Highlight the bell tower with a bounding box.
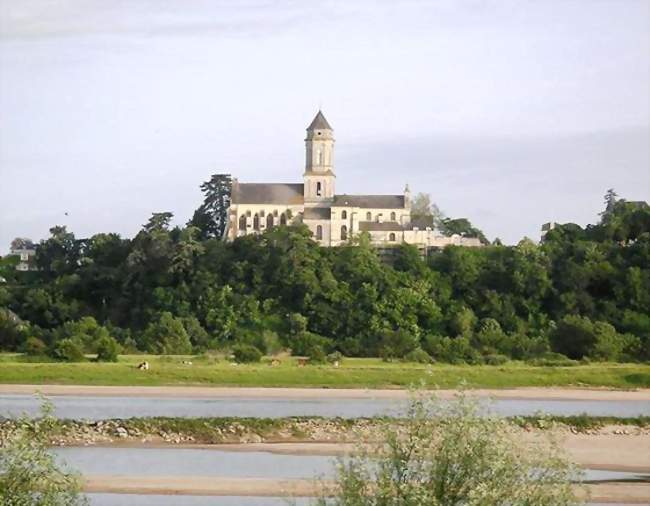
[304,110,335,204]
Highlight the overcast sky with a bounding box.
[1,0,648,250]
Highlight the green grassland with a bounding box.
[0,354,648,389]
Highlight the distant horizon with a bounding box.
[1,0,648,252]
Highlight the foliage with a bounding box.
[1,190,649,364]
[313,393,581,505]
[231,343,262,363]
[95,334,121,362]
[0,398,88,505]
[24,336,47,356]
[52,339,85,362]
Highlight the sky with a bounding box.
[0,0,648,251]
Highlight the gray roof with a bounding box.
[333,194,405,209]
[359,221,404,232]
[307,110,333,131]
[232,183,304,205]
[303,207,332,220]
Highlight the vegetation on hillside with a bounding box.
[0,188,648,365]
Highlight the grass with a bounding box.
[0,353,649,388]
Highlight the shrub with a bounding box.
[483,353,509,366]
[95,334,121,362]
[24,336,47,356]
[232,344,262,363]
[327,351,344,364]
[551,315,628,361]
[423,334,480,364]
[404,347,433,364]
[141,312,192,355]
[307,345,327,364]
[377,329,419,360]
[314,392,581,505]
[528,352,578,367]
[52,338,85,362]
[291,331,332,357]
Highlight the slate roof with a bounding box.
[303,207,332,220]
[307,110,333,131]
[333,194,405,209]
[358,221,405,232]
[232,183,304,205]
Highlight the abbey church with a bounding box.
[225,111,481,250]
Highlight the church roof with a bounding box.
[307,110,333,131]
[332,194,405,209]
[232,183,304,205]
[303,207,332,220]
[359,221,405,232]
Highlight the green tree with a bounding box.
[95,334,121,362]
[141,312,192,354]
[314,393,580,505]
[0,399,88,505]
[188,174,232,239]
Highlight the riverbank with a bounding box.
[80,476,650,503]
[0,355,648,389]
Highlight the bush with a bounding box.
[307,345,327,364]
[377,329,419,360]
[528,352,578,367]
[232,344,262,363]
[315,392,580,505]
[327,351,344,364]
[404,347,433,364]
[423,334,480,364]
[23,336,47,356]
[95,334,121,362]
[483,353,509,366]
[551,315,628,361]
[141,312,192,355]
[52,338,85,362]
[291,331,332,357]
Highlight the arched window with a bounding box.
[317,149,323,165]
[273,209,278,217]
[341,210,347,219]
[366,212,371,221]
[253,214,260,230]
[266,214,274,229]
[280,213,287,226]
[260,210,265,217]
[390,212,396,221]
[316,181,322,196]
[341,225,347,240]
[316,225,323,240]
[389,233,396,241]
[238,215,247,231]
[246,210,251,217]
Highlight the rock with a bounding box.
[115,427,128,438]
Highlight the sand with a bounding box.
[2,383,650,400]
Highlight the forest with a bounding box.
[1,186,649,365]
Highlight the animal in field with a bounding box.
[137,361,149,371]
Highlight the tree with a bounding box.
[95,334,121,362]
[599,188,618,224]
[141,312,192,354]
[188,174,232,239]
[411,192,446,228]
[314,393,580,505]
[0,399,88,505]
[143,212,174,233]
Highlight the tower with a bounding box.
[304,110,335,204]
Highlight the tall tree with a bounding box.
[189,174,232,239]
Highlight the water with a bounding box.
[55,446,650,483]
[2,394,649,420]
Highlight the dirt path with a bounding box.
[3,383,650,400]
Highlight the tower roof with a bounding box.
[307,110,333,131]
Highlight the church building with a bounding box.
[225,111,481,250]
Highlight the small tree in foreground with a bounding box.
[0,399,88,506]
[313,392,583,505]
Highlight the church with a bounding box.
[225,111,481,250]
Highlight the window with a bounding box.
[316,181,322,196]
[246,210,251,217]
[389,233,396,241]
[390,212,396,221]
[366,212,371,221]
[260,210,265,217]
[266,214,274,229]
[253,214,260,230]
[317,150,323,165]
[341,210,347,219]
[316,225,323,240]
[280,213,287,226]
[274,209,278,217]
[238,215,247,231]
[341,225,347,240]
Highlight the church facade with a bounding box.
[225,111,481,250]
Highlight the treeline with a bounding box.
[0,191,649,364]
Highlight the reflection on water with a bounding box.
[2,394,649,420]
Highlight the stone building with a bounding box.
[225,111,482,250]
